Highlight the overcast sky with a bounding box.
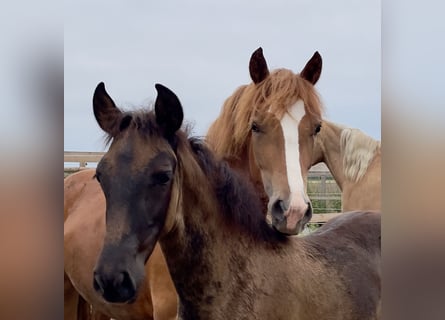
[64,0,380,152]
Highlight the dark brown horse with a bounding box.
[64,169,177,320]
[93,82,381,319]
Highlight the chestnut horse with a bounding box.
[207,48,323,234]
[207,48,381,236]
[92,82,381,319]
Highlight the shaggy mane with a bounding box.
[340,128,381,182]
[207,68,324,159]
[102,108,159,146]
[102,107,196,147]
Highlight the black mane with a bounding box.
[188,138,288,244]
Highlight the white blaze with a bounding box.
[279,100,308,208]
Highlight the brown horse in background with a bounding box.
[311,120,381,211]
[92,82,381,319]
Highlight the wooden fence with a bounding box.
[64,152,342,223]
[64,151,104,173]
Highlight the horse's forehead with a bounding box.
[284,100,306,121]
[106,132,172,169]
[263,99,306,122]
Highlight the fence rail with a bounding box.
[64,151,342,223]
[64,151,105,167]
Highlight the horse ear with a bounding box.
[249,47,270,84]
[93,82,123,135]
[300,51,322,85]
[154,84,184,136]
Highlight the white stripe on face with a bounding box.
[279,100,308,206]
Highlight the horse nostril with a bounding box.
[274,199,287,212]
[271,199,287,222]
[279,200,287,213]
[304,202,313,218]
[93,272,104,294]
[120,271,134,291]
[93,270,136,302]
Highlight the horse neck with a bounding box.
[159,147,291,318]
[159,151,239,316]
[315,120,347,190]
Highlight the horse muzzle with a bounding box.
[93,244,147,304]
[270,199,312,235]
[93,268,137,303]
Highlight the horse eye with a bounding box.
[314,123,321,135]
[251,122,260,133]
[152,171,172,185]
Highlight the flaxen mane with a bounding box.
[340,128,381,182]
[207,69,324,159]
